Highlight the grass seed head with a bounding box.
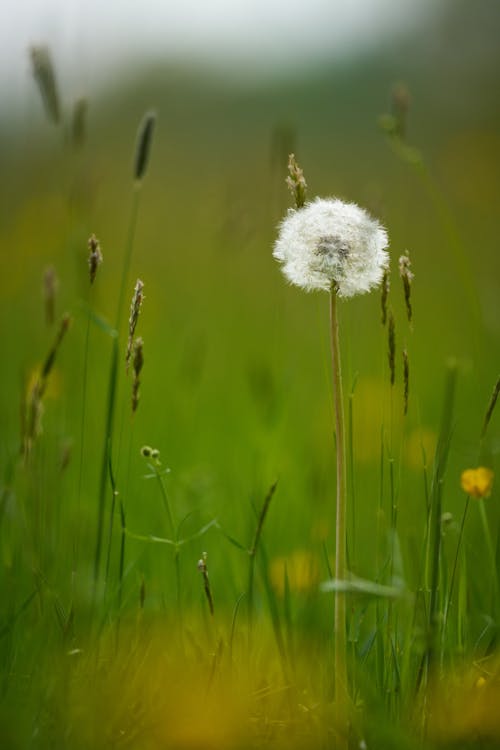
[126,279,144,371]
[134,111,156,182]
[131,337,144,413]
[43,266,58,326]
[482,377,500,439]
[72,97,88,149]
[388,311,396,386]
[381,268,390,326]
[30,45,61,125]
[88,234,103,284]
[403,348,409,415]
[286,153,307,209]
[399,252,414,324]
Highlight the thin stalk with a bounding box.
[247,481,278,632]
[153,465,182,625]
[75,298,91,575]
[93,187,141,591]
[442,495,470,655]
[421,364,457,702]
[329,287,348,748]
[154,467,175,539]
[478,499,499,616]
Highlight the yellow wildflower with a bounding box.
[460,467,494,499]
[269,549,319,596]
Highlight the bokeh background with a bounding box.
[1,0,500,617]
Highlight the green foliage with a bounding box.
[1,45,500,748]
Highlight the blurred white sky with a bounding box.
[0,0,442,103]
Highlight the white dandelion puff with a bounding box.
[273,197,389,297]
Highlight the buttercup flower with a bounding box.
[273,197,389,297]
[460,467,494,499]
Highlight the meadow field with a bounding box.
[1,12,500,747]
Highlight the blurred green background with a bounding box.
[1,0,499,630]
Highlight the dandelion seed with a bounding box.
[88,234,103,285]
[460,467,494,499]
[126,279,144,372]
[399,252,414,324]
[273,197,389,296]
[286,153,307,209]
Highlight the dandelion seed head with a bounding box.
[273,197,389,297]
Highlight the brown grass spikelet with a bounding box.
[72,97,88,149]
[41,313,71,381]
[481,376,500,439]
[381,269,390,326]
[286,153,307,209]
[30,45,61,125]
[403,348,409,415]
[22,313,71,457]
[399,252,414,324]
[126,279,144,371]
[43,266,58,326]
[379,82,410,141]
[388,311,396,386]
[88,234,103,284]
[391,82,411,140]
[134,111,156,182]
[131,337,144,413]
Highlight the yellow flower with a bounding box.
[460,467,494,499]
[269,550,319,596]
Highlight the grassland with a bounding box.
[1,26,500,747]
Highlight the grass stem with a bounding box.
[93,187,141,593]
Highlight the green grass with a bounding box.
[1,53,500,748]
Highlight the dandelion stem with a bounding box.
[329,286,348,748]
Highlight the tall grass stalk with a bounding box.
[149,460,183,628]
[93,112,155,595]
[422,363,457,704]
[441,494,470,654]
[247,480,278,632]
[94,188,141,592]
[75,239,100,578]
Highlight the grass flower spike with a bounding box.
[273,197,389,296]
